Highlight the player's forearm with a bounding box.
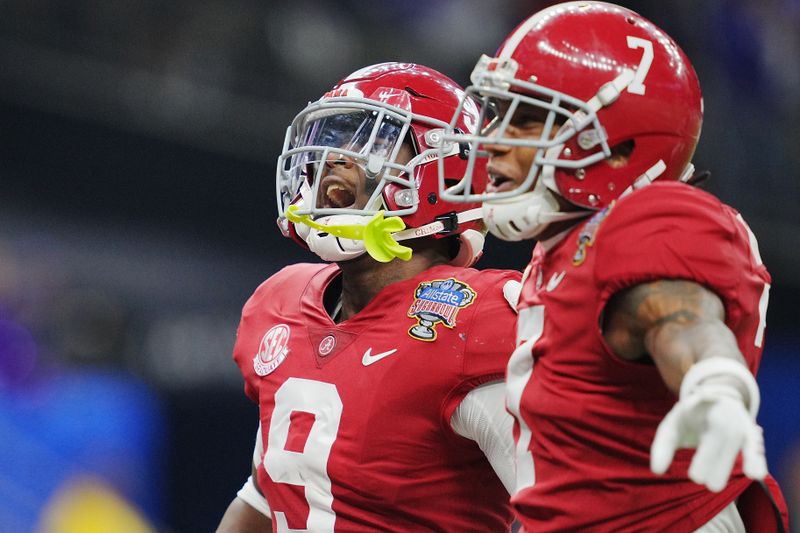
[604,279,750,394]
[644,318,746,394]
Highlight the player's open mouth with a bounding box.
[487,172,518,193]
[320,176,356,209]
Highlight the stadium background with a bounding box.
[1,0,798,530]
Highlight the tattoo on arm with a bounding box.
[603,279,742,393]
[653,309,700,326]
[603,280,724,361]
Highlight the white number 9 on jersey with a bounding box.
[263,378,343,532]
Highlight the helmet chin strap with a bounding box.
[483,172,587,242]
[533,202,589,224]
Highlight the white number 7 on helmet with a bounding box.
[626,36,654,95]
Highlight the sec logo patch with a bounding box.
[253,324,291,376]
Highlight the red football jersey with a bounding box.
[233,262,520,532]
[509,182,778,531]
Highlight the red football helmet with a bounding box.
[439,1,703,236]
[277,62,487,264]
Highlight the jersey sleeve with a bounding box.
[593,183,770,362]
[463,270,522,377]
[449,381,515,494]
[441,269,522,430]
[236,475,272,517]
[232,264,310,404]
[232,279,272,403]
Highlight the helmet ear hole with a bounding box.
[607,140,635,169]
[611,140,635,158]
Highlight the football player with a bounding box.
[216,62,521,532]
[438,2,789,531]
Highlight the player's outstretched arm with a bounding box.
[603,279,767,492]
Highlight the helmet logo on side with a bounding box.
[368,87,412,112]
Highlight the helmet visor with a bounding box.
[300,110,404,160]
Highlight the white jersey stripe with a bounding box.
[735,213,763,266]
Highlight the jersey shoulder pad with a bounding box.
[594,182,746,294]
[245,262,332,309]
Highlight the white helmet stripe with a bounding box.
[497,15,540,59]
[498,3,577,59]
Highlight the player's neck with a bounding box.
[335,241,450,322]
[536,218,586,248]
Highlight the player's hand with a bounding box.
[650,358,767,492]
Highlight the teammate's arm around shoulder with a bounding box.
[603,279,767,492]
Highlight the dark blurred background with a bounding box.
[1,0,798,531]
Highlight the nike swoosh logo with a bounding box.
[546,271,566,292]
[362,348,398,366]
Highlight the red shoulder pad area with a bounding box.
[233,262,331,402]
[594,182,751,303]
[438,268,521,434]
[460,268,522,377]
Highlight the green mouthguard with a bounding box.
[286,205,413,263]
